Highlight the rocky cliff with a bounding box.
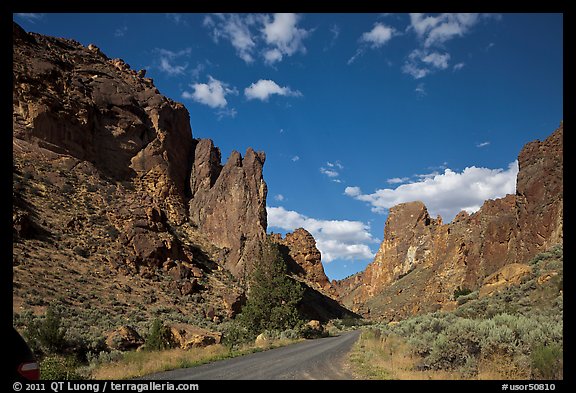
[12,23,353,339]
[337,124,563,321]
[11,21,272,339]
[12,21,268,280]
[188,140,268,278]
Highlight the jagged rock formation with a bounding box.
[337,124,563,321]
[270,228,332,293]
[188,139,268,278]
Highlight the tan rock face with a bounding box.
[13,22,193,225]
[188,142,268,278]
[270,228,333,294]
[479,264,533,298]
[337,124,563,321]
[13,22,269,282]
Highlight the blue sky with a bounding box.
[13,13,563,281]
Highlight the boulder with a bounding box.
[105,326,143,351]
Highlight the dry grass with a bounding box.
[349,329,463,380]
[91,338,302,380]
[476,354,531,380]
[91,345,230,379]
[349,329,539,380]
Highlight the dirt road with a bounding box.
[144,330,361,380]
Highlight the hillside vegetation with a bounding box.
[350,245,563,380]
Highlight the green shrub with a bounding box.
[25,305,67,355]
[531,343,563,379]
[145,319,175,351]
[40,355,82,380]
[229,240,304,346]
[453,286,473,300]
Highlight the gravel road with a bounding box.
[143,330,361,380]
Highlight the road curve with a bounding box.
[143,330,361,380]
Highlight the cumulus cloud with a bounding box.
[244,79,302,101]
[360,23,395,48]
[261,13,310,64]
[345,161,519,222]
[348,22,396,65]
[182,76,237,108]
[267,206,378,263]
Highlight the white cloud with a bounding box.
[324,24,340,50]
[320,167,339,178]
[159,58,187,75]
[402,49,450,79]
[274,194,285,202]
[154,48,192,76]
[320,161,344,179]
[291,156,300,162]
[409,13,482,48]
[476,141,490,148]
[216,107,237,120]
[345,160,519,222]
[327,161,344,170]
[421,51,450,69]
[360,23,395,48]
[244,79,302,101]
[453,62,465,71]
[387,177,410,184]
[203,13,310,65]
[349,22,395,65]
[267,206,378,262]
[402,63,430,79]
[182,76,237,109]
[261,13,310,64]
[403,14,495,81]
[204,13,258,63]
